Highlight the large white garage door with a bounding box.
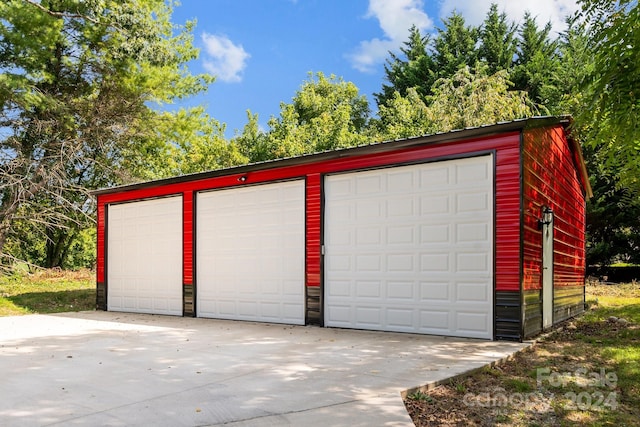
[324,155,494,339]
[107,196,183,315]
[196,180,305,324]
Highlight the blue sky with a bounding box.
[170,0,580,137]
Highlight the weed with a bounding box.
[451,378,466,394]
[408,391,434,403]
[505,378,533,393]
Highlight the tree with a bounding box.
[577,0,640,191]
[375,64,536,140]
[257,72,370,160]
[543,16,593,115]
[374,25,436,107]
[428,64,536,129]
[433,12,479,80]
[233,111,271,163]
[478,4,518,74]
[512,12,560,105]
[133,108,247,177]
[0,0,214,267]
[585,147,640,266]
[375,88,435,140]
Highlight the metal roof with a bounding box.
[93,116,589,197]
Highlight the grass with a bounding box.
[0,269,94,316]
[405,281,640,426]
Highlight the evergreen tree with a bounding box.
[478,4,518,74]
[512,12,560,105]
[433,12,479,79]
[374,25,436,107]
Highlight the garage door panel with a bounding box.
[387,308,414,328]
[420,310,449,331]
[457,252,490,272]
[325,156,493,339]
[420,195,450,215]
[420,253,450,271]
[196,180,305,325]
[456,282,491,303]
[387,281,414,300]
[107,196,183,316]
[420,281,450,301]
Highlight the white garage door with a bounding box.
[196,180,305,324]
[324,155,494,339]
[107,196,183,315]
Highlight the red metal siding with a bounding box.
[522,126,586,290]
[96,201,106,283]
[96,132,523,294]
[306,174,322,287]
[495,145,522,291]
[183,191,193,285]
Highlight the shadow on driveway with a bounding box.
[0,311,528,426]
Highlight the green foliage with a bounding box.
[375,88,435,140]
[512,12,560,105]
[433,12,479,80]
[478,4,518,74]
[0,0,215,269]
[504,378,534,393]
[375,25,436,108]
[128,107,248,178]
[543,16,593,115]
[250,72,370,161]
[4,217,96,270]
[585,151,640,266]
[577,0,640,191]
[408,391,434,403]
[233,110,272,163]
[428,65,536,129]
[376,64,536,140]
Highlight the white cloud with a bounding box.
[439,0,580,38]
[201,33,250,83]
[348,0,580,73]
[348,0,433,72]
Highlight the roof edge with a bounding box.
[92,116,569,196]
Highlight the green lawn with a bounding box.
[0,270,95,316]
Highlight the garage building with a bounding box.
[93,117,591,341]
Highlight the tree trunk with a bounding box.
[0,189,22,262]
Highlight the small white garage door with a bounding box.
[324,155,494,339]
[107,196,183,315]
[196,180,305,324]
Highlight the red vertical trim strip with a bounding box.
[495,146,522,291]
[306,174,322,287]
[183,191,193,285]
[96,198,105,283]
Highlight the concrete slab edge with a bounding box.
[400,318,582,399]
[400,340,535,399]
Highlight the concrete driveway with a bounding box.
[0,311,528,426]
